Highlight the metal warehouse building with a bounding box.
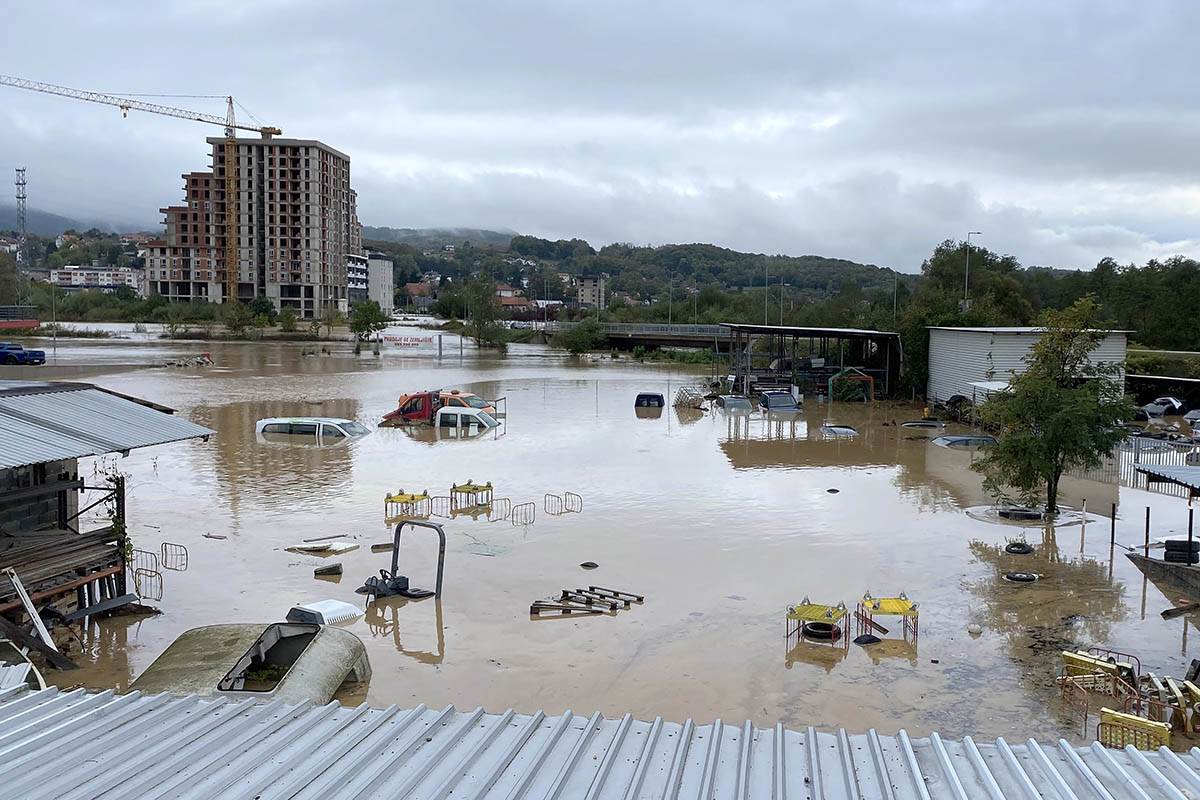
[926,326,1128,404]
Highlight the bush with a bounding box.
[278,307,298,332]
[552,319,605,354]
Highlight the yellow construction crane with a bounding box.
[0,74,281,305]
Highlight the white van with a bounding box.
[255,417,371,445]
[434,406,500,439]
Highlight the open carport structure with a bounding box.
[722,323,903,399]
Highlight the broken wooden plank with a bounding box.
[559,590,617,611]
[62,593,138,623]
[571,588,628,608]
[588,586,644,603]
[854,610,890,635]
[0,614,77,671]
[529,601,602,617]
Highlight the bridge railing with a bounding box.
[545,321,732,338]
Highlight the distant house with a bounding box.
[405,282,433,298]
[494,283,518,298]
[926,326,1128,404]
[499,295,532,311]
[0,237,18,254]
[442,244,455,254]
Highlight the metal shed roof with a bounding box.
[927,326,1133,335]
[0,380,213,469]
[721,323,899,338]
[1136,465,1200,497]
[1,684,1196,799]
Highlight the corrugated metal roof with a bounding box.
[927,326,1133,334]
[1137,465,1200,493]
[0,381,213,469]
[721,323,900,338]
[1,684,1197,799]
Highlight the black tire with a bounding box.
[1004,571,1038,583]
[1164,539,1200,553]
[1164,550,1200,564]
[801,621,839,640]
[1005,542,1035,555]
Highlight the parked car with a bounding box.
[759,391,800,412]
[0,342,46,366]
[1140,403,1168,419]
[256,417,371,445]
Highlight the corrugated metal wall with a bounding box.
[927,330,1128,403]
[927,329,994,402]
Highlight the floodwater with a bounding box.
[23,323,1200,742]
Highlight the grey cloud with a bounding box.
[2,1,1198,271]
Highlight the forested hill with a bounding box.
[362,226,514,249]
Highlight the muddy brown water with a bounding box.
[22,324,1200,741]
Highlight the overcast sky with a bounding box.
[3,1,1198,271]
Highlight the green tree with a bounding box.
[553,319,605,354]
[0,252,21,305]
[248,295,277,324]
[321,305,344,337]
[971,297,1133,513]
[349,300,388,341]
[464,274,504,346]
[278,306,298,332]
[223,301,253,336]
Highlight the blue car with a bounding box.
[0,342,46,366]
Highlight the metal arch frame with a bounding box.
[390,519,446,598]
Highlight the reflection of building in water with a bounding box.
[189,398,361,526]
[364,598,444,665]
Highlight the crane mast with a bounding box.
[0,74,281,306]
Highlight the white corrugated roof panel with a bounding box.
[0,685,1196,799]
[0,381,212,469]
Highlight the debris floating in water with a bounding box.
[579,561,599,570]
[853,634,882,646]
[827,488,840,494]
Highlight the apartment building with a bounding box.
[50,265,145,296]
[347,254,369,306]
[367,251,394,317]
[145,136,361,319]
[577,275,607,310]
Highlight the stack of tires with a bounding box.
[1164,539,1200,564]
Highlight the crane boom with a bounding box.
[0,74,280,136]
[0,74,282,306]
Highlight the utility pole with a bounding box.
[779,282,784,324]
[963,231,981,311]
[668,273,673,325]
[893,275,898,325]
[763,263,768,326]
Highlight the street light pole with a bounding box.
[964,231,981,310]
[668,273,673,325]
[763,263,768,326]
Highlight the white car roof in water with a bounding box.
[255,417,363,431]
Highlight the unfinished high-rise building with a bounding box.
[145,137,361,318]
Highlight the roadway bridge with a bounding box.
[540,321,735,350]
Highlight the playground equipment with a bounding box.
[827,367,875,402]
[785,598,849,648]
[855,591,919,640]
[450,481,493,513]
[384,489,432,522]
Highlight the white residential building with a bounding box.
[926,326,1128,404]
[346,254,369,305]
[50,265,146,297]
[577,275,607,309]
[367,252,394,317]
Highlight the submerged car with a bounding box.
[635,393,665,408]
[820,423,858,438]
[931,434,997,448]
[256,417,371,444]
[1153,396,1185,414]
[715,395,754,413]
[434,406,500,438]
[759,391,800,412]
